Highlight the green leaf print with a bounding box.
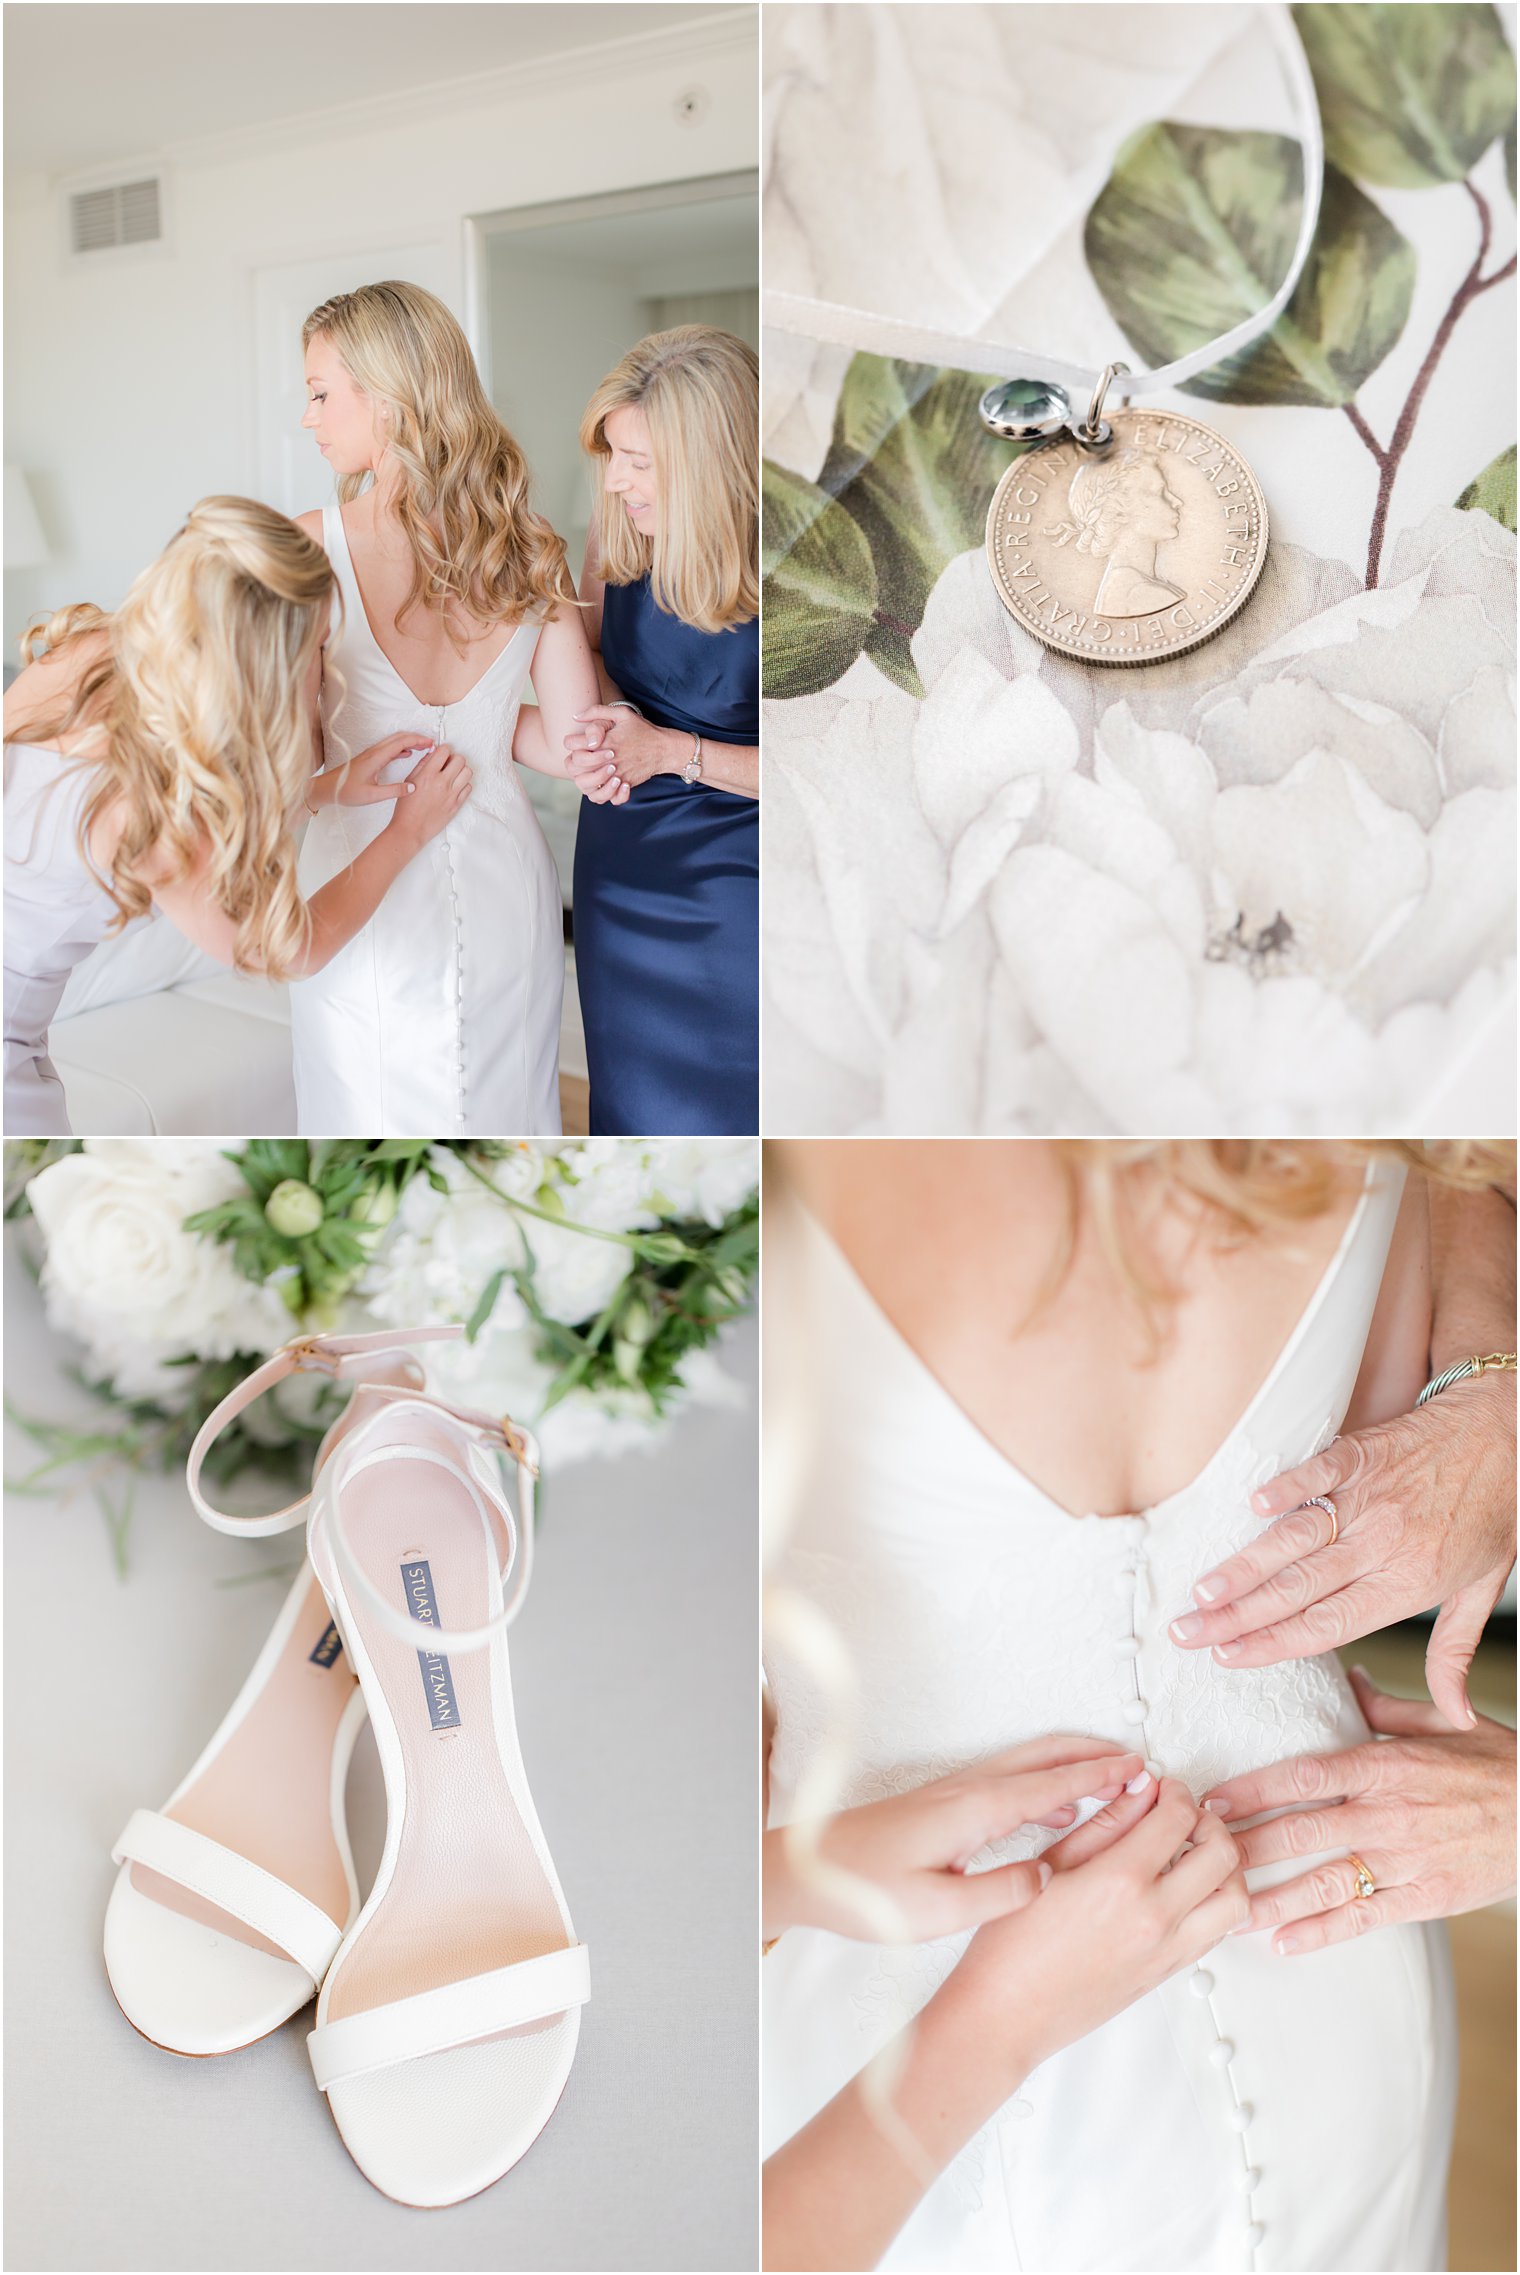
[760,460,878,700]
[1456,443,1517,531]
[1084,125,1415,407]
[823,358,1018,696]
[1292,3,1517,189]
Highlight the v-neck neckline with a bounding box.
[798,1163,1378,1526]
[331,503,527,712]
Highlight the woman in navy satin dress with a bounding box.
[568,328,758,1136]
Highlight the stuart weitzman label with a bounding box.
[400,1559,462,1731]
[308,1622,344,1670]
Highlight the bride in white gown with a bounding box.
[290,281,615,1137]
[763,1141,1459,2274]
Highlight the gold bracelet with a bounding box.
[1417,1352,1518,1404]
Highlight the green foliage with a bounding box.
[451,1155,758,1417]
[1293,3,1516,189]
[761,461,879,697]
[5,1358,339,1573]
[1456,442,1517,531]
[9,1143,759,1570]
[1085,126,1415,407]
[184,1139,425,1317]
[762,357,1014,699]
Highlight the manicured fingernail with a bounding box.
[1351,1664,1369,1682]
[1214,1641,1241,1663]
[1194,1575,1226,1603]
[1202,1797,1233,1816]
[1249,1489,1277,1514]
[1170,1613,1205,1643]
[1275,1934,1298,1955]
[406,782,416,793]
[1124,1770,1153,1795]
[1036,1860,1052,1889]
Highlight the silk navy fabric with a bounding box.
[572,575,758,1135]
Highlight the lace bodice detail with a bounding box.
[766,1165,1403,1831]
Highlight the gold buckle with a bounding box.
[500,1416,539,1478]
[282,1335,341,1378]
[1473,1352,1518,1376]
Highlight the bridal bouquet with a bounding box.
[6,1138,758,1563]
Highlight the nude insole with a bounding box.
[131,1574,357,1955]
[322,1425,566,2029]
[128,1366,425,1962]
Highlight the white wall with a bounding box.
[3,15,756,660]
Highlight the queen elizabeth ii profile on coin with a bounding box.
[985,408,1268,664]
[1058,448,1186,617]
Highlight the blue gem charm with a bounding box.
[979,377,1070,441]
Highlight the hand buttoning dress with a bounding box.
[764,1160,1457,2274]
[572,574,758,1136]
[291,503,563,1137]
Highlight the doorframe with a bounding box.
[462,168,758,389]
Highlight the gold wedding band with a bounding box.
[1346,1853,1376,1901]
[1304,1493,1338,1546]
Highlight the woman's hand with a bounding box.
[764,1734,1145,1943]
[565,704,684,792]
[762,1774,1242,2275]
[1170,1378,1516,1728]
[935,1776,1247,2082]
[380,742,472,851]
[306,732,437,811]
[1202,1667,1516,1954]
[565,736,631,805]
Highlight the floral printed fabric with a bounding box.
[762,2,1517,1132]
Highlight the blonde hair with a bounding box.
[16,496,333,979]
[1051,1140,1514,1326]
[581,326,758,634]
[302,280,575,645]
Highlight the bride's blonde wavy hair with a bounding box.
[1051,1139,1515,1324]
[15,496,333,978]
[581,326,758,633]
[302,280,575,645]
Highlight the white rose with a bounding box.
[28,1141,289,1401]
[360,1151,530,1338]
[640,1141,760,1226]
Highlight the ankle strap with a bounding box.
[311,1389,540,1655]
[187,1326,468,1536]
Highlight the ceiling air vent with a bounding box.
[69,176,162,254]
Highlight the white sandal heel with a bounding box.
[191,1330,586,2207]
[104,1331,441,2057]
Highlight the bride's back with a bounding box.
[778,1139,1426,1522]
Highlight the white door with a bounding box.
[253,244,453,516]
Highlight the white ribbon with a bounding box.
[762,4,1325,407]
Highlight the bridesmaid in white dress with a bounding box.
[290,281,612,1138]
[764,1141,1461,2274]
[3,497,469,1135]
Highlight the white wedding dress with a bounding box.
[764,1162,1457,2273]
[290,504,563,1136]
